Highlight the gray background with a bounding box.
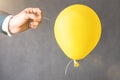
[0,0,120,80]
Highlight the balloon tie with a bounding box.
[65,60,80,75]
[73,60,80,67]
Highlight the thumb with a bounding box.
[29,21,39,29]
[28,14,36,20]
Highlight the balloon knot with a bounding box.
[73,60,80,67]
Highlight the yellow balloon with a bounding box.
[54,4,101,67]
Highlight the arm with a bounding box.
[0,8,42,36]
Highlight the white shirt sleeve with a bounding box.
[2,15,13,37]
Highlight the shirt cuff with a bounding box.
[2,15,13,37]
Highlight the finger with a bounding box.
[29,8,34,13]
[24,8,28,13]
[27,14,42,23]
[34,14,42,22]
[33,9,37,14]
[24,8,32,13]
[35,8,42,16]
[25,8,42,23]
[25,8,42,16]
[35,8,43,22]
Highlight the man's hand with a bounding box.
[8,8,42,34]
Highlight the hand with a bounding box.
[8,8,42,34]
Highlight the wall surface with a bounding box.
[0,0,120,80]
